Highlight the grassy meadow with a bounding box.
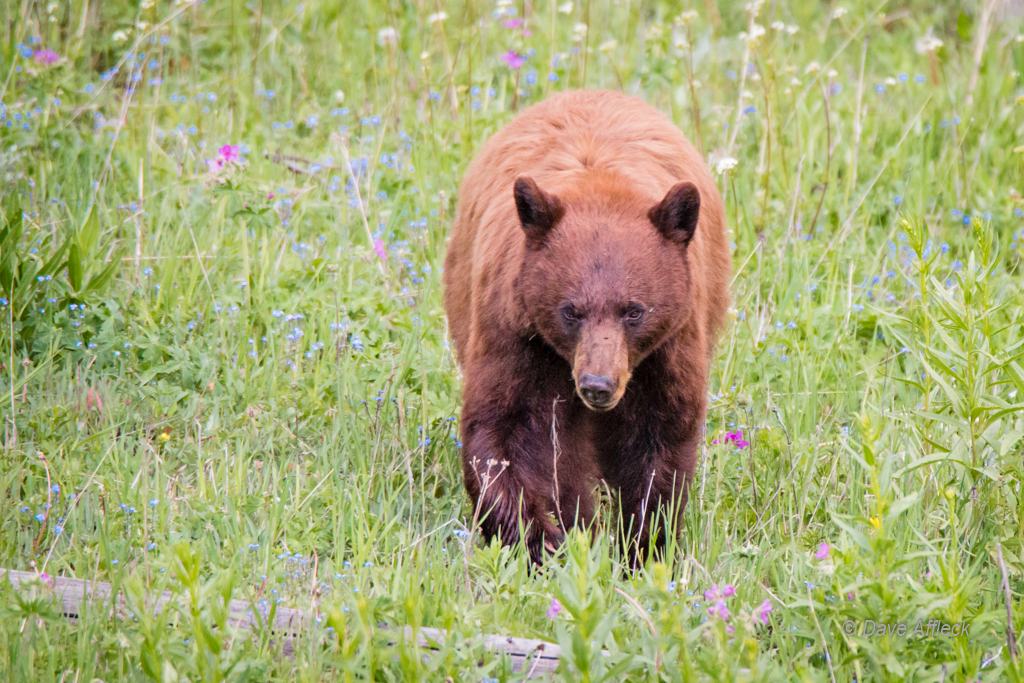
[2,0,1024,680]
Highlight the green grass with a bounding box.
[1,0,1024,680]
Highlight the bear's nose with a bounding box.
[578,374,615,409]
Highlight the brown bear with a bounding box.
[443,89,730,564]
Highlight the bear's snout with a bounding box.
[573,321,630,411]
[578,374,616,409]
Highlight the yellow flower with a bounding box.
[869,517,880,529]
[159,433,170,442]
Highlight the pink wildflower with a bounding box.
[707,600,730,620]
[500,50,526,69]
[504,18,523,29]
[206,158,225,172]
[268,193,275,199]
[523,29,533,37]
[39,572,55,587]
[218,144,240,163]
[547,597,562,619]
[754,598,772,624]
[703,583,735,603]
[373,239,387,261]
[712,430,749,450]
[814,542,831,559]
[34,49,59,65]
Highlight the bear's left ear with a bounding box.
[649,181,701,246]
[514,176,565,249]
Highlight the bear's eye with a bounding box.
[561,305,581,324]
[624,304,646,323]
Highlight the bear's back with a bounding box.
[465,90,711,204]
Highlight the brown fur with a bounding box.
[443,90,731,563]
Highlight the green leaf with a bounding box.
[885,491,922,523]
[78,205,102,255]
[894,451,963,477]
[38,232,72,280]
[68,243,83,291]
[4,195,22,233]
[831,516,872,553]
[84,250,123,295]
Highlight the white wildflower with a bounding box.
[112,30,129,42]
[428,11,448,24]
[715,157,738,175]
[599,39,617,53]
[915,27,943,53]
[804,61,821,74]
[558,1,574,13]
[740,23,766,47]
[832,6,847,18]
[771,21,785,30]
[377,26,399,46]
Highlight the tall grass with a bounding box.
[1,0,1023,680]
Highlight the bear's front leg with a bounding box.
[459,341,577,564]
[615,426,701,564]
[595,359,706,565]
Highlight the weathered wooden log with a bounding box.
[0,569,561,677]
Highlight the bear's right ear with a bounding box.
[649,181,701,246]
[514,176,565,249]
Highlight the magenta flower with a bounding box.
[504,18,523,29]
[547,597,562,619]
[712,430,749,450]
[501,50,526,69]
[34,49,59,65]
[39,572,55,587]
[206,158,225,172]
[707,600,730,620]
[373,239,387,261]
[703,583,735,603]
[218,144,240,163]
[754,598,772,624]
[814,542,830,559]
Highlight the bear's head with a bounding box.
[513,175,701,412]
